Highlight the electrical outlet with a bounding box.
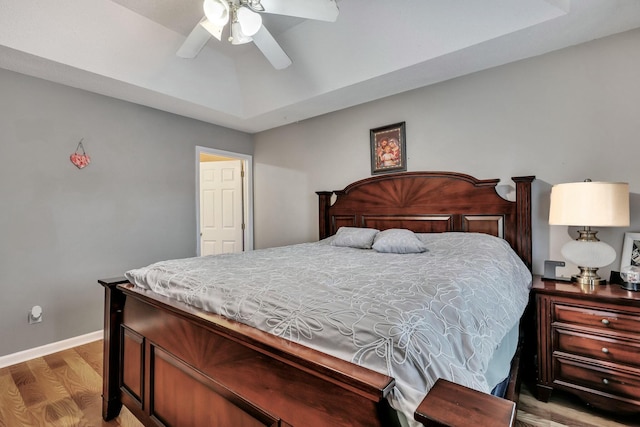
[28,305,43,324]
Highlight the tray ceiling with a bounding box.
[1,0,640,133]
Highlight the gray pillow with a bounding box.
[331,227,379,249]
[372,229,428,254]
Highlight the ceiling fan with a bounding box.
[177,0,339,70]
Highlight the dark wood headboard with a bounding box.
[317,171,534,270]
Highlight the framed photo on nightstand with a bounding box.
[621,232,640,269]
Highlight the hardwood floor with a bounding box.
[0,340,637,426]
[515,384,638,427]
[0,340,141,427]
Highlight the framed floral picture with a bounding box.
[370,122,406,175]
[621,232,640,269]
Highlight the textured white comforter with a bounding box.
[126,232,532,425]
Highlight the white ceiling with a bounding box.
[1,0,640,133]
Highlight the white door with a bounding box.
[199,160,244,255]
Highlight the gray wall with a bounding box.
[0,68,253,357]
[253,29,640,277]
[4,28,640,357]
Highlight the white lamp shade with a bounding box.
[549,181,629,227]
[237,6,263,36]
[230,21,252,44]
[203,0,229,26]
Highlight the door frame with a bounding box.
[195,146,254,255]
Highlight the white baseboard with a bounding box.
[0,330,103,369]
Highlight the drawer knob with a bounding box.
[601,319,610,325]
[602,347,609,354]
[602,378,610,385]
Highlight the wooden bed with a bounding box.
[99,171,534,427]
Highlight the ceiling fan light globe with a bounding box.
[237,6,262,36]
[230,21,253,45]
[203,0,229,26]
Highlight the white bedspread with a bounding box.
[126,232,532,425]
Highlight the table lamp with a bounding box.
[549,180,629,286]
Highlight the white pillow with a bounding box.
[331,227,379,249]
[372,229,428,254]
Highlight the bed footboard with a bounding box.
[99,278,398,427]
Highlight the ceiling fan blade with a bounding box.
[252,26,292,70]
[177,18,215,58]
[259,0,339,22]
[200,18,225,41]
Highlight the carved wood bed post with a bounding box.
[512,176,535,271]
[98,276,129,420]
[317,191,333,240]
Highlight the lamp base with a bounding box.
[571,267,607,287]
[561,229,614,289]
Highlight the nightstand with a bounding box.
[532,275,640,413]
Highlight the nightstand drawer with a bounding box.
[555,329,640,368]
[534,276,640,413]
[554,303,640,335]
[554,356,640,401]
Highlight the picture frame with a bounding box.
[370,121,406,175]
[620,232,640,269]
